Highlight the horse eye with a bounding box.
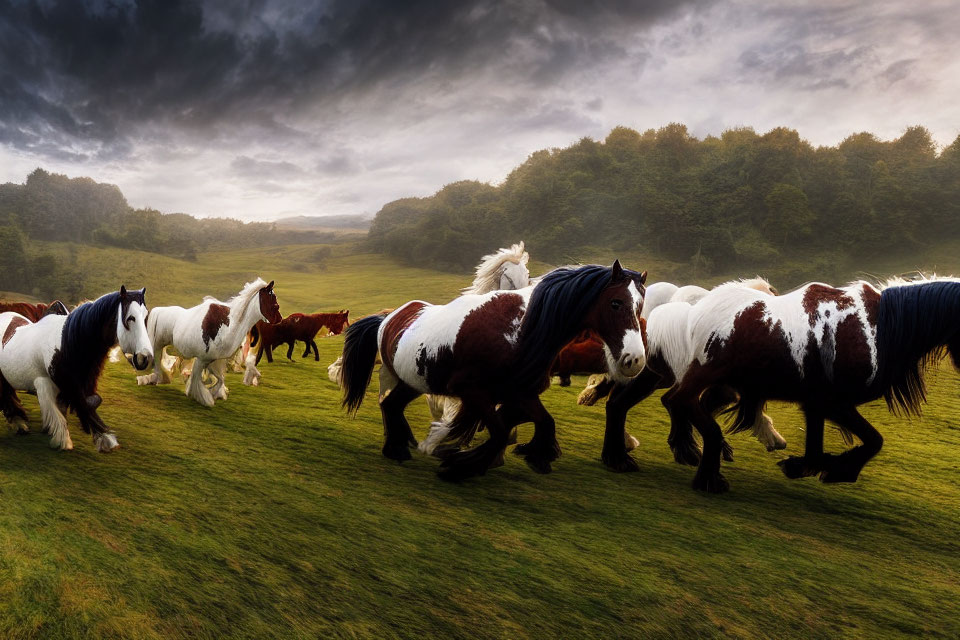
[611,299,623,310]
[127,316,134,324]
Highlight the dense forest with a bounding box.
[367,125,960,277]
[0,169,333,298]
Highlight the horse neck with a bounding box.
[229,293,264,336]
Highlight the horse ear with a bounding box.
[140,287,146,296]
[639,270,647,286]
[611,260,624,282]
[267,280,275,290]
[120,285,127,298]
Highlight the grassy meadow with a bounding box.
[0,243,959,638]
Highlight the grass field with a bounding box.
[1,244,959,638]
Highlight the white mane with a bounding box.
[880,272,960,290]
[722,276,777,295]
[201,278,267,310]
[462,242,530,295]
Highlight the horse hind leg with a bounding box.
[0,372,29,435]
[818,406,883,483]
[438,395,510,481]
[311,340,320,361]
[378,367,420,461]
[36,378,72,450]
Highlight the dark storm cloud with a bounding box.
[0,0,705,161]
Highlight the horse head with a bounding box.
[583,260,648,382]
[42,300,69,317]
[499,257,530,291]
[258,280,282,323]
[117,285,154,371]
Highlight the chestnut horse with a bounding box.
[0,300,69,321]
[666,276,960,493]
[251,310,350,364]
[341,261,647,480]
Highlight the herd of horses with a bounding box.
[1,241,958,494]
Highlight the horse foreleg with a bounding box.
[185,359,216,406]
[310,340,320,361]
[509,395,561,474]
[209,359,229,400]
[36,378,71,450]
[601,366,662,472]
[75,404,119,453]
[286,341,296,361]
[778,408,825,480]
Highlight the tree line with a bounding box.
[0,168,334,298]
[367,124,960,279]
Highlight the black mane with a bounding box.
[49,290,130,424]
[875,280,960,415]
[508,264,642,391]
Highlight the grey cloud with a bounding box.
[231,155,305,179]
[0,0,704,162]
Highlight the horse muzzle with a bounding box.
[617,352,646,379]
[131,352,153,371]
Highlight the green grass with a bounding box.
[1,244,959,638]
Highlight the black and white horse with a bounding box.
[0,287,152,451]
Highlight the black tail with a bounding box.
[341,314,387,414]
[250,324,260,348]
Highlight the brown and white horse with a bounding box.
[668,276,960,492]
[341,261,647,480]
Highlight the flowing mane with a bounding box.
[875,277,960,415]
[509,264,642,391]
[462,242,529,295]
[205,278,268,316]
[51,289,143,429]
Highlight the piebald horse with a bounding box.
[577,278,786,472]
[136,279,281,406]
[0,287,152,451]
[669,276,960,492]
[341,261,647,480]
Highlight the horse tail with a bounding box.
[435,402,482,452]
[341,313,386,414]
[250,323,260,348]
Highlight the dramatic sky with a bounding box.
[0,0,957,221]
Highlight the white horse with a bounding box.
[0,287,153,451]
[136,279,281,406]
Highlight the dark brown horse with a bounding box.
[251,310,350,363]
[341,261,648,479]
[0,300,69,321]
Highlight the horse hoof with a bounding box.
[382,443,412,462]
[601,452,640,473]
[437,463,483,482]
[525,457,552,474]
[819,468,860,484]
[512,441,533,456]
[778,456,819,479]
[691,472,729,494]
